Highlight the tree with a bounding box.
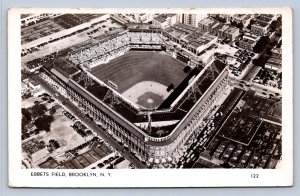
[247,19,255,30]
[22,108,31,120]
[231,21,244,29]
[253,58,265,67]
[30,103,47,119]
[49,107,56,115]
[40,140,46,146]
[21,108,32,138]
[236,22,244,29]
[212,14,227,23]
[49,139,60,149]
[33,115,54,132]
[21,108,32,130]
[266,50,272,56]
[253,36,270,53]
[269,16,282,32]
[269,20,277,32]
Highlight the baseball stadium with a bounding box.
[33,25,230,166]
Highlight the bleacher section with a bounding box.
[68,31,165,68]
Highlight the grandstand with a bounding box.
[38,24,230,166]
[66,25,215,71]
[68,30,165,69]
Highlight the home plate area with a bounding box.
[122,81,170,109]
[137,92,163,109]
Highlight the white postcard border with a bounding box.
[8,7,293,187]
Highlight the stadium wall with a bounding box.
[146,68,229,163]
[39,63,229,165]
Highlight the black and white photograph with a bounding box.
[8,8,293,187]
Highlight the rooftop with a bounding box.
[258,14,275,23]
[185,33,214,48]
[53,49,80,77]
[219,25,229,32]
[28,78,40,86]
[225,27,239,34]
[232,14,252,21]
[199,17,215,26]
[267,57,282,66]
[252,21,269,28]
[243,33,259,41]
[153,14,176,23]
[217,90,281,145]
[272,48,282,55]
[165,23,216,48]
[240,37,256,45]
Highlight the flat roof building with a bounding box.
[164,23,217,55]
[239,33,259,51]
[181,14,207,27]
[198,17,219,33]
[265,47,282,71]
[153,14,177,29]
[250,14,277,36]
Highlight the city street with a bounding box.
[229,77,281,96]
[241,63,261,81]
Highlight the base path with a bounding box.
[122,81,170,109]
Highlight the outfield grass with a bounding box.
[91,51,188,93]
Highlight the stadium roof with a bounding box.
[53,50,80,77]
